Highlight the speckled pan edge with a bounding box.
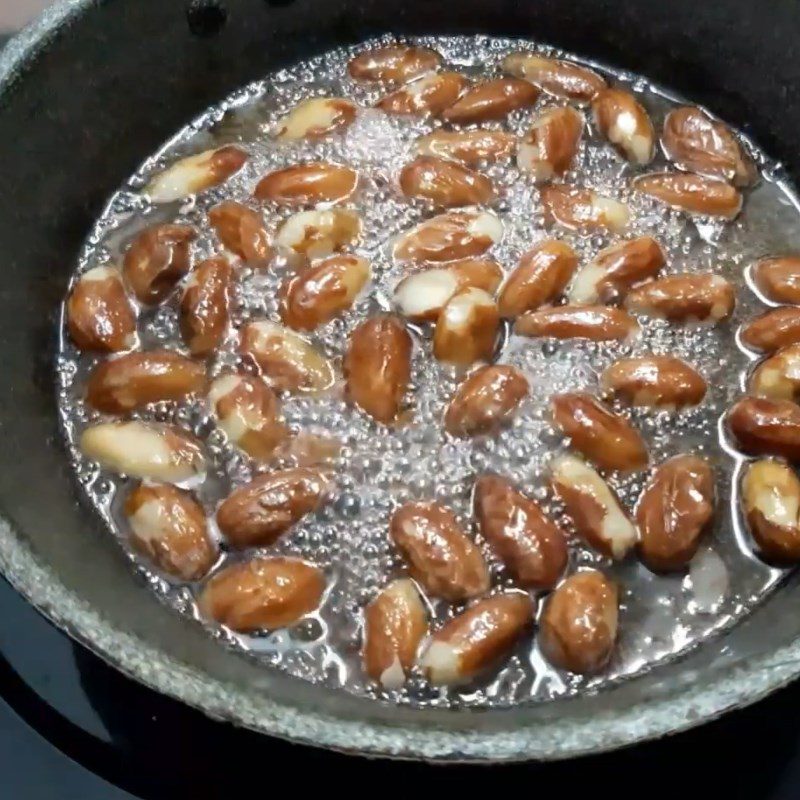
[3,0,800,762]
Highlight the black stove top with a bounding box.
[2,569,800,800]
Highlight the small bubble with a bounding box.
[542,341,560,357]
[538,427,562,447]
[335,493,361,518]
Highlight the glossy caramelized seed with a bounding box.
[517,106,583,183]
[208,202,272,261]
[276,209,361,265]
[217,468,331,548]
[67,267,137,352]
[568,236,665,305]
[393,259,502,322]
[498,239,578,317]
[124,483,216,581]
[145,146,247,202]
[539,570,618,674]
[86,350,206,413]
[727,396,800,461]
[446,258,504,293]
[377,71,466,116]
[415,129,516,167]
[344,315,412,423]
[541,184,630,233]
[399,156,494,208]
[433,287,499,367]
[551,392,648,471]
[742,459,800,563]
[474,475,568,589]
[348,45,441,83]
[254,163,358,207]
[752,257,800,304]
[363,579,428,688]
[749,344,800,401]
[632,172,742,219]
[420,593,533,686]
[275,97,356,139]
[239,320,334,393]
[741,307,800,353]
[444,365,529,437]
[394,210,503,263]
[208,374,289,460]
[123,223,196,304]
[637,455,715,572]
[392,271,462,323]
[279,254,370,331]
[179,256,233,356]
[502,53,606,103]
[624,273,735,323]
[199,557,325,632]
[515,305,639,341]
[662,106,756,186]
[440,78,539,123]
[592,88,655,165]
[551,455,637,558]
[390,501,490,601]
[80,421,205,483]
[601,356,707,408]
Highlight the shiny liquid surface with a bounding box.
[55,35,800,707]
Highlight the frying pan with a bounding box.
[2,0,800,762]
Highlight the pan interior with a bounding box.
[57,33,798,709]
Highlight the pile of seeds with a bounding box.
[57,35,800,707]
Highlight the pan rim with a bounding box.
[2,0,800,762]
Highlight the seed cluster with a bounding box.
[57,35,800,707]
